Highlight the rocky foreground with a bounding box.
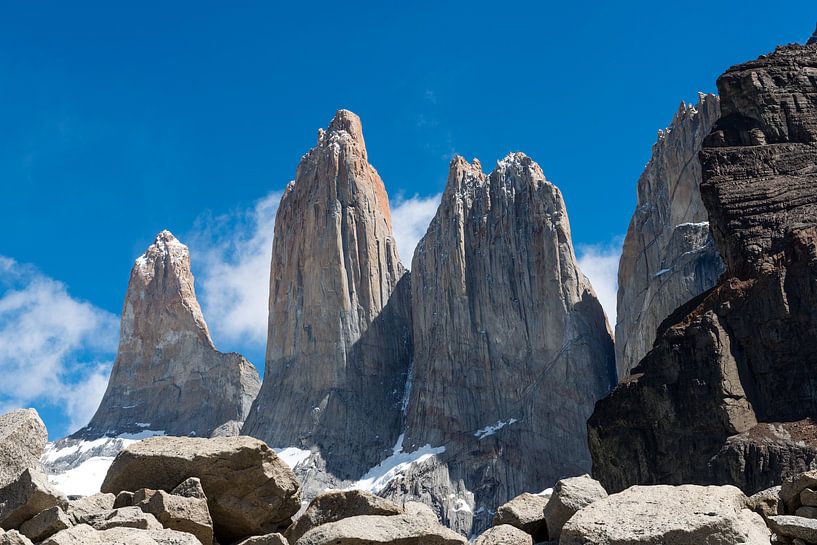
[8,408,817,544]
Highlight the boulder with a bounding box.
[76,506,163,531]
[543,475,607,539]
[0,469,67,529]
[19,506,71,541]
[0,529,33,544]
[802,488,817,508]
[295,501,467,545]
[746,486,781,519]
[0,410,48,490]
[101,436,299,543]
[134,489,213,545]
[768,515,817,543]
[66,493,116,521]
[236,534,288,545]
[42,524,203,545]
[491,493,548,541]
[560,484,770,545]
[113,491,134,509]
[474,525,533,545]
[782,470,817,512]
[285,489,402,543]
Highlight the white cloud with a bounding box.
[576,238,623,325]
[188,191,281,350]
[0,259,118,435]
[391,193,441,267]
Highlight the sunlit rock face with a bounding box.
[615,94,724,380]
[590,39,817,495]
[76,230,260,440]
[242,110,413,479]
[402,153,616,533]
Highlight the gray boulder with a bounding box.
[236,534,288,545]
[782,470,817,512]
[19,506,71,541]
[134,489,213,545]
[475,525,533,545]
[0,469,67,530]
[101,436,299,543]
[171,478,206,500]
[560,484,770,545]
[0,410,47,490]
[286,489,402,543]
[66,493,116,522]
[746,486,781,520]
[491,493,548,541]
[42,523,203,544]
[76,506,163,531]
[543,475,606,540]
[0,529,33,544]
[768,515,817,543]
[295,501,466,545]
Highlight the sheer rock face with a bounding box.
[242,110,413,478]
[615,94,725,378]
[77,231,261,439]
[403,154,616,532]
[589,41,817,494]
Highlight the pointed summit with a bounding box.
[76,230,261,439]
[809,23,817,45]
[243,110,412,478]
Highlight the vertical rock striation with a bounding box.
[401,153,616,532]
[76,230,261,439]
[615,94,725,378]
[589,39,817,495]
[242,110,413,478]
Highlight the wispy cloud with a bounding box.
[188,191,281,351]
[391,193,441,267]
[0,258,118,435]
[576,237,623,325]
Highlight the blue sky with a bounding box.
[1,1,814,438]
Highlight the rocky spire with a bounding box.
[242,110,413,478]
[808,23,817,45]
[400,153,616,533]
[590,41,817,495]
[615,94,724,379]
[76,230,261,439]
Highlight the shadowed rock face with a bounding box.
[589,40,817,495]
[401,153,616,532]
[76,231,260,439]
[615,94,725,379]
[242,110,413,478]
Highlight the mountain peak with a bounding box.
[809,23,817,45]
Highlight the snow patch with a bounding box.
[474,418,518,439]
[274,447,312,470]
[350,434,445,494]
[49,456,115,497]
[654,268,672,277]
[676,221,709,228]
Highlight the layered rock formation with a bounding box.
[615,94,725,378]
[589,39,817,494]
[401,153,616,532]
[77,231,261,439]
[242,110,413,477]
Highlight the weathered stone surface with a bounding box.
[802,487,817,507]
[474,525,532,545]
[42,524,203,545]
[589,40,817,495]
[747,486,781,519]
[285,489,402,544]
[209,421,242,438]
[113,492,133,509]
[543,475,607,540]
[782,470,817,512]
[77,506,163,531]
[560,484,770,545]
[403,153,616,534]
[616,94,724,378]
[0,469,67,530]
[0,410,47,490]
[76,230,260,439]
[171,478,206,500]
[100,436,299,543]
[491,493,548,541]
[134,489,213,545]
[236,534,287,545]
[768,515,817,543]
[243,110,413,480]
[0,529,33,545]
[294,501,467,545]
[66,493,116,521]
[19,506,71,542]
